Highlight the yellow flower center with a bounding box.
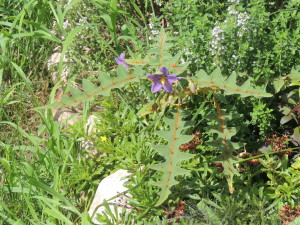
[160,76,166,85]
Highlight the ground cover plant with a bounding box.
[1,0,300,224]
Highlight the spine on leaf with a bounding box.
[191,68,272,192]
[205,94,240,193]
[127,29,189,75]
[36,66,145,110]
[150,109,194,206]
[193,68,272,98]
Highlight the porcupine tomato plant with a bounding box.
[37,30,272,206]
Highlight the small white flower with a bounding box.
[151,30,159,35]
[211,25,225,55]
[237,13,250,27]
[185,51,193,55]
[63,20,71,29]
[149,23,154,29]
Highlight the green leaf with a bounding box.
[150,110,194,206]
[126,54,150,66]
[36,66,145,109]
[165,52,189,75]
[205,94,240,193]
[273,77,286,93]
[81,211,93,225]
[288,68,300,86]
[280,115,293,124]
[289,215,300,225]
[193,68,272,97]
[147,29,173,68]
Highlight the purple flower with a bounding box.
[115,53,129,71]
[148,67,179,93]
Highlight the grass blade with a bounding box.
[28,179,81,216]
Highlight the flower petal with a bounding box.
[162,81,173,93]
[160,67,169,76]
[151,82,163,93]
[120,53,125,60]
[115,53,125,64]
[148,68,179,93]
[148,74,162,83]
[115,53,129,71]
[166,74,179,83]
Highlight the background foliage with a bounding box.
[1,0,300,224]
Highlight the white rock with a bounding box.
[88,169,132,224]
[86,115,100,135]
[47,47,70,85]
[53,107,80,126]
[81,114,104,157]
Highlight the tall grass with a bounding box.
[0,0,155,223]
[1,0,59,82]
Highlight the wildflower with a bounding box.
[100,136,107,142]
[151,30,159,35]
[232,54,238,59]
[185,51,193,55]
[237,13,250,27]
[147,67,179,93]
[211,25,225,55]
[63,19,71,29]
[115,53,129,71]
[148,23,154,29]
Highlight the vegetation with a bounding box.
[1,0,300,224]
